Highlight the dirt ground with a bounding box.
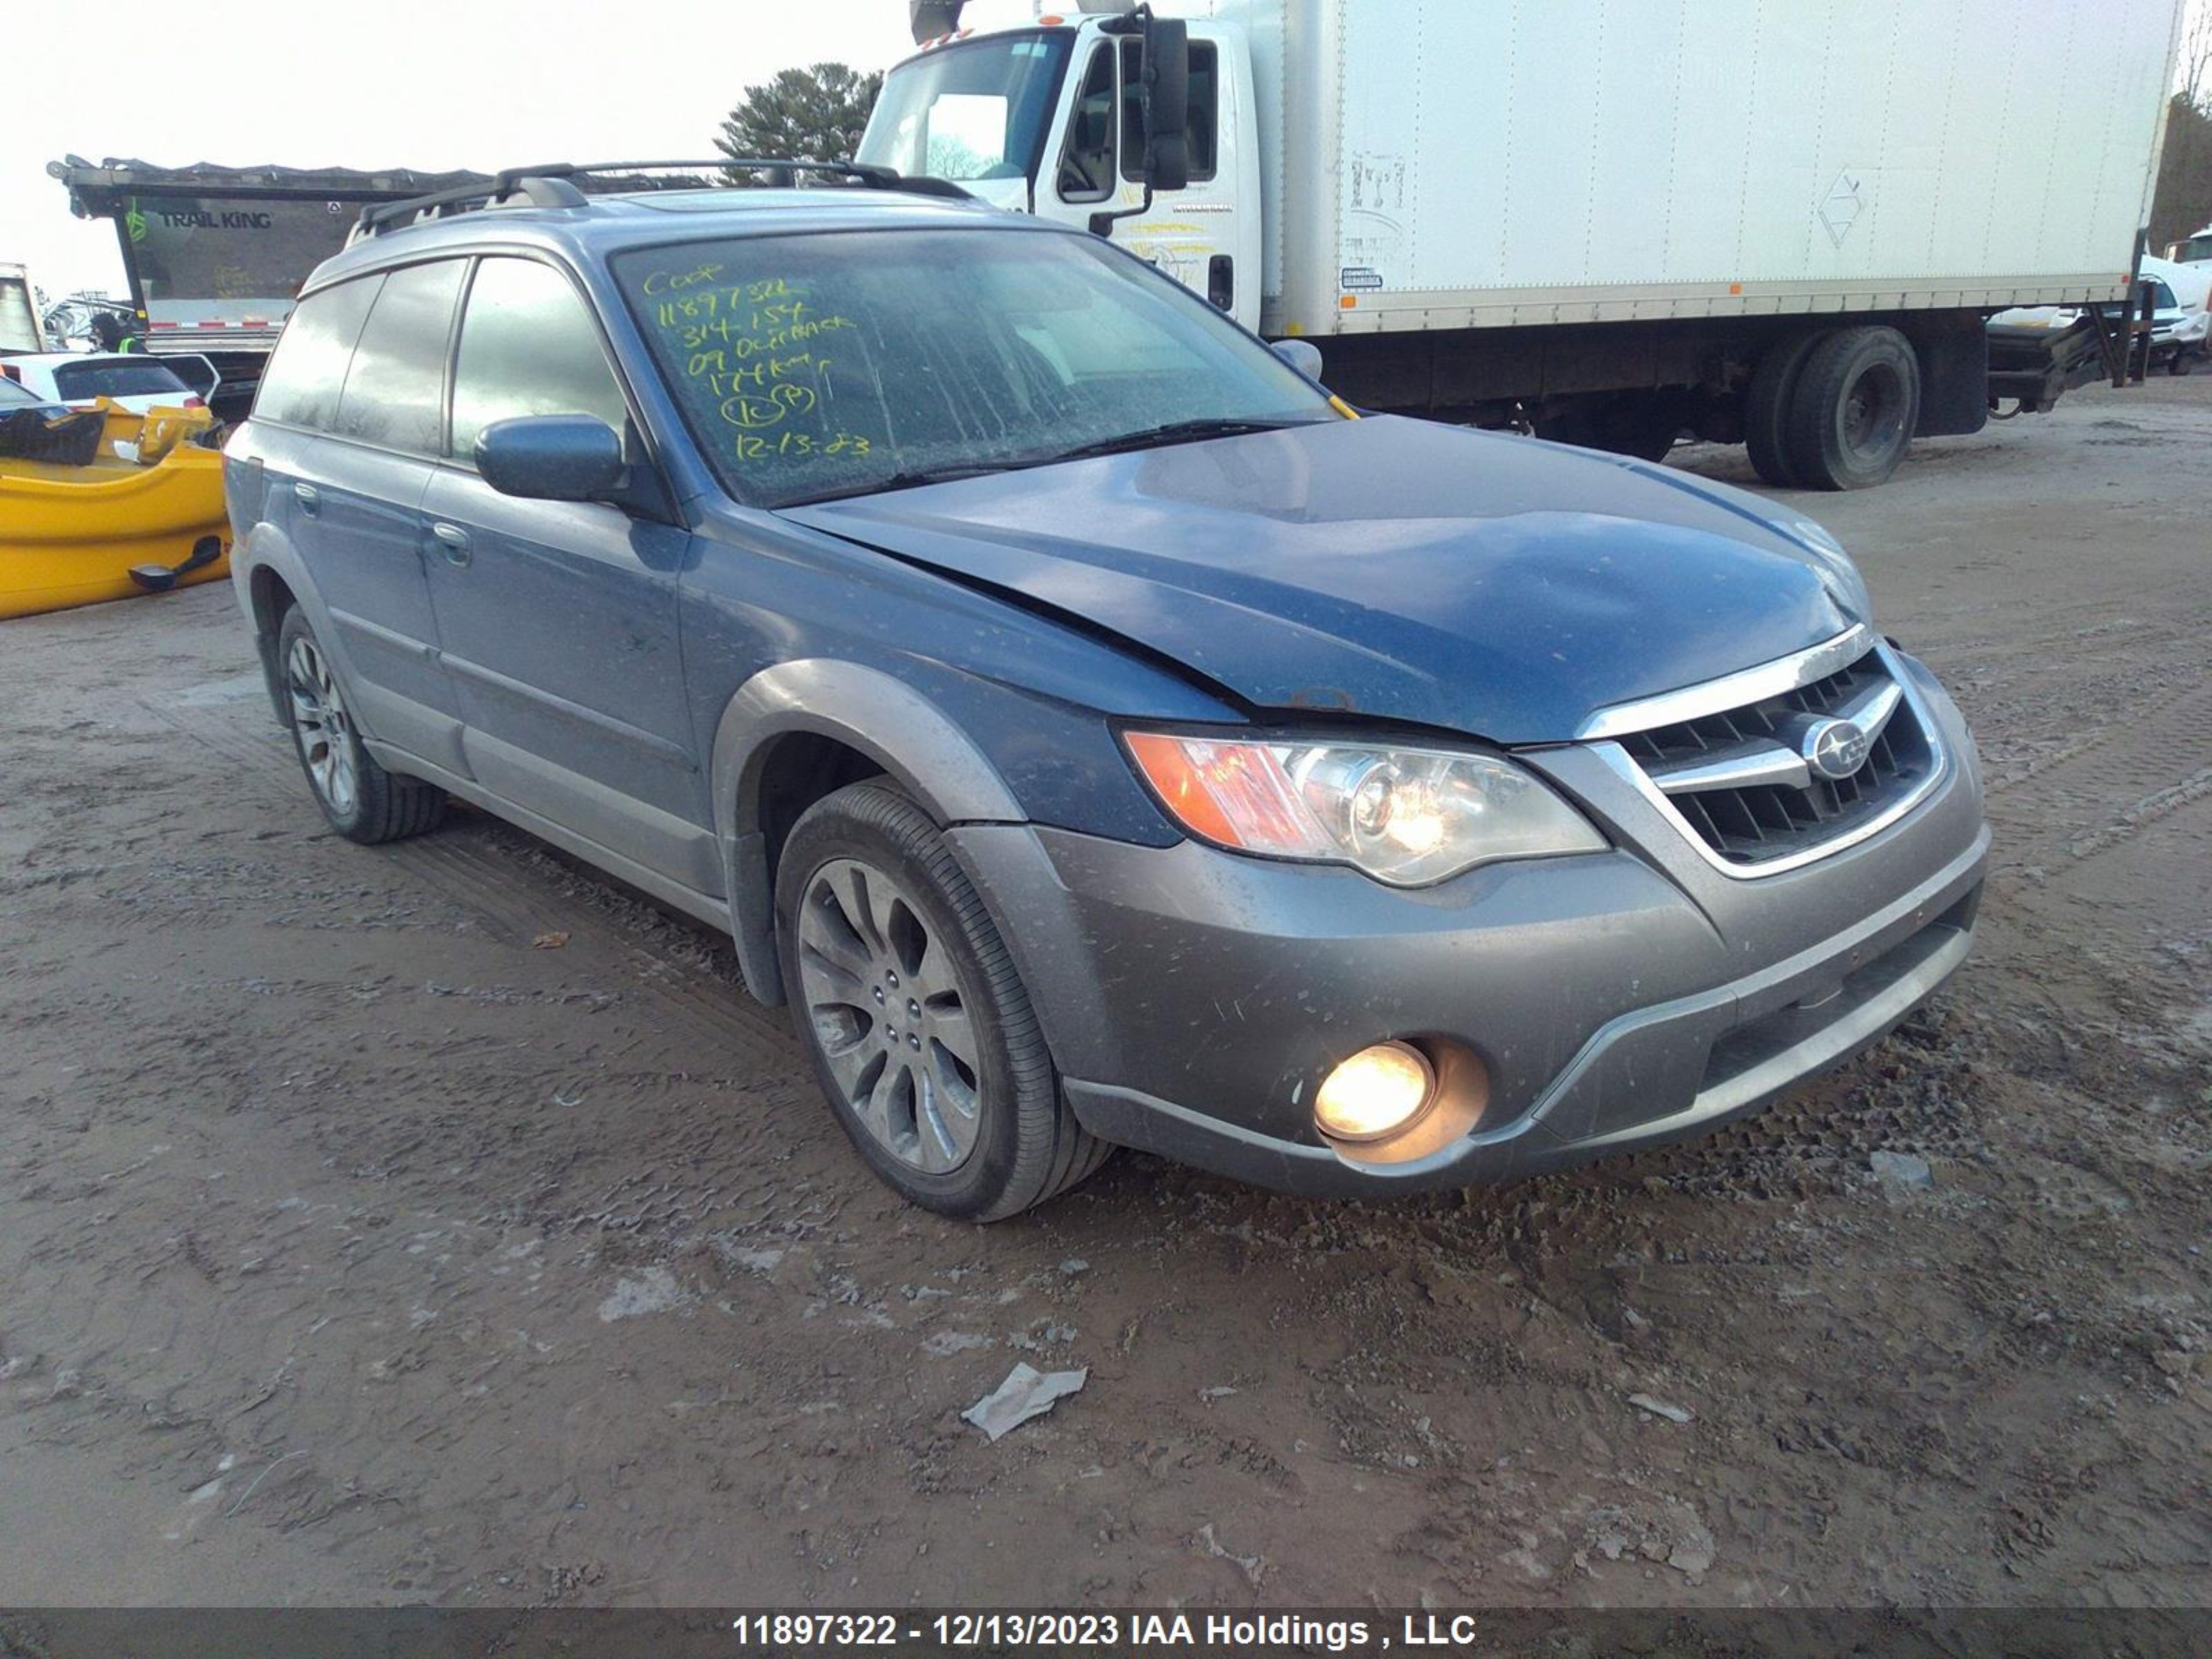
[1,377,2208,1613]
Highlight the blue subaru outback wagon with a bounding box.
[225,163,1989,1219]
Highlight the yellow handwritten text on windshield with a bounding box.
[637,269,876,461]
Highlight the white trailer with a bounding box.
[862,0,2183,487]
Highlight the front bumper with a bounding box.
[950,653,1989,1198]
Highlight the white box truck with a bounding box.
[861,0,2184,487]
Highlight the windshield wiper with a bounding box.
[1038,417,1330,465]
[777,462,1020,508]
[776,418,1329,508]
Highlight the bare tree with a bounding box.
[2184,1,2211,108]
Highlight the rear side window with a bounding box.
[334,260,465,453]
[51,359,189,401]
[255,278,379,430]
[449,258,629,462]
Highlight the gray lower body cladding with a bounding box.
[949,655,1988,1198]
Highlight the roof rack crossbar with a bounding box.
[348,158,971,242]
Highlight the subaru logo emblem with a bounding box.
[1801,716,1870,780]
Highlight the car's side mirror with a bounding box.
[1271,338,1325,381]
[475,415,626,503]
[1140,15,1192,193]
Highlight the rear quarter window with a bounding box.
[254,277,381,430]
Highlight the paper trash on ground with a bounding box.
[962,1362,1087,1441]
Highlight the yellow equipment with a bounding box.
[1,400,231,620]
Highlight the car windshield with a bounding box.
[616,228,1335,509]
[0,376,48,406]
[52,359,189,400]
[2177,234,2212,263]
[856,32,1074,183]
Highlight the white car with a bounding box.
[0,352,209,415]
[2139,254,2210,361]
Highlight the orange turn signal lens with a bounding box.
[1123,732,1325,856]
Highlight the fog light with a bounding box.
[1315,1041,1436,1142]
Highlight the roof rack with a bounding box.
[349,159,972,243]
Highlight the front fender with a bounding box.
[709,659,1029,1004]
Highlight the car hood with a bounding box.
[783,415,1862,743]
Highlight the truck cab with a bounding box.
[856,6,1264,332]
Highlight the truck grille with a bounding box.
[1613,646,1936,867]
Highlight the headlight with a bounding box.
[1785,517,1875,623]
[1124,731,1606,886]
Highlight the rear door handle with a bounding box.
[292,482,319,516]
[431,522,471,567]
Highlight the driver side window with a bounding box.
[448,256,630,464]
[1056,46,1116,203]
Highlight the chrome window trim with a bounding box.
[1576,623,1875,742]
[1590,641,1948,880]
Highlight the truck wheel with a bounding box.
[1783,325,1921,489]
[776,781,1111,1221]
[2168,348,2191,377]
[276,607,447,844]
[1743,332,1824,487]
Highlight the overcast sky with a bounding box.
[10,0,2209,303]
[2,0,930,300]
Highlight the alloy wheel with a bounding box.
[794,856,984,1174]
[285,634,359,818]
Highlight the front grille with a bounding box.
[1615,647,1935,865]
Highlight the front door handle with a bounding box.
[431,522,471,567]
[292,482,319,516]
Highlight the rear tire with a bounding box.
[1744,332,1824,487]
[275,607,447,845]
[1783,325,1921,490]
[775,781,1109,1221]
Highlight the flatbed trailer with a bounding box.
[48,159,489,419]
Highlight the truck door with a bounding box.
[1035,27,1259,333]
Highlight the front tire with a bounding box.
[775,782,1109,1220]
[276,607,447,845]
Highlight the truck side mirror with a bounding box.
[1141,15,1192,194]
